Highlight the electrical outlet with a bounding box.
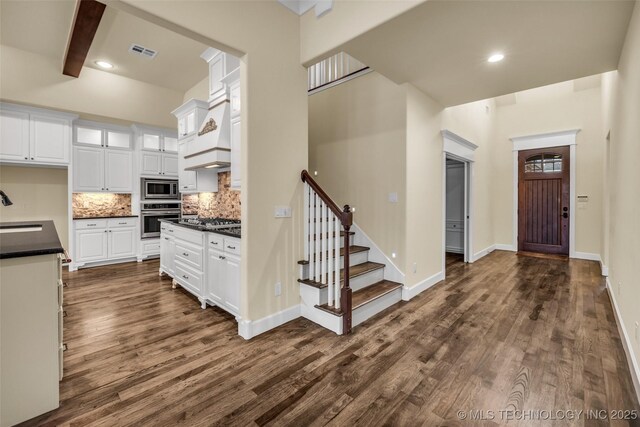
[413,262,417,274]
[635,321,639,343]
[275,282,282,297]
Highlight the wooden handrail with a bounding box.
[301,170,353,334]
[301,170,353,228]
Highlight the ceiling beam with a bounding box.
[63,0,106,77]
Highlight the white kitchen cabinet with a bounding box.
[230,80,241,118]
[108,227,137,259]
[74,218,138,269]
[73,146,133,192]
[207,250,225,306]
[75,125,103,147]
[105,149,133,192]
[201,49,240,102]
[230,116,241,190]
[106,130,132,149]
[160,234,176,277]
[75,229,109,263]
[178,140,197,192]
[136,126,178,154]
[73,146,104,191]
[224,254,241,314]
[30,114,70,164]
[0,109,29,161]
[0,103,76,166]
[172,99,209,140]
[140,151,178,177]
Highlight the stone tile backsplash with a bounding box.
[73,193,132,218]
[181,171,241,219]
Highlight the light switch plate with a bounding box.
[274,206,291,218]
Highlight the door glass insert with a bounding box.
[525,153,562,173]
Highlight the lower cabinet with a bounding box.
[74,218,137,269]
[160,225,241,318]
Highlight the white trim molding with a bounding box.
[495,243,517,252]
[511,129,580,258]
[402,271,444,301]
[472,244,496,262]
[238,305,301,340]
[606,278,640,404]
[441,129,478,162]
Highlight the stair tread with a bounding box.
[297,245,370,265]
[314,280,403,316]
[297,261,385,288]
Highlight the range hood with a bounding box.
[183,100,231,170]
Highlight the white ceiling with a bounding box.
[0,0,209,93]
[341,0,635,107]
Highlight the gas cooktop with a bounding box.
[179,217,241,229]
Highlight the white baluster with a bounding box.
[321,202,327,284]
[308,192,315,281]
[315,195,321,282]
[335,216,341,309]
[327,213,334,307]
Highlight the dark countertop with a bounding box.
[73,215,138,220]
[0,220,65,259]
[160,219,242,238]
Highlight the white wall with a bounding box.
[605,0,640,389]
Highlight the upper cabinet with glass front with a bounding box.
[134,125,179,153]
[171,99,209,140]
[74,120,132,150]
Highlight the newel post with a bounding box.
[341,205,353,334]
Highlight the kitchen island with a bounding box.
[0,221,65,427]
[159,219,241,320]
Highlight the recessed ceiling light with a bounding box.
[95,60,114,69]
[487,53,504,63]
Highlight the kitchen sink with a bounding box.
[0,225,43,234]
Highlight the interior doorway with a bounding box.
[444,155,471,273]
[517,146,570,255]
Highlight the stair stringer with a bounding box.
[351,222,405,284]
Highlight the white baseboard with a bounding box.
[605,278,640,405]
[471,244,495,263]
[573,251,601,261]
[495,243,516,251]
[600,261,609,277]
[402,271,444,301]
[238,304,301,340]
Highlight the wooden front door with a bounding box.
[518,146,570,255]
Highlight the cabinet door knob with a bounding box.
[24,157,28,160]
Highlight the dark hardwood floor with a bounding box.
[21,251,639,426]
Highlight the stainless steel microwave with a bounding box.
[141,178,179,200]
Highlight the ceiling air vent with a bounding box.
[128,44,158,59]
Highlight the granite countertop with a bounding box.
[159,219,242,238]
[0,220,65,259]
[73,215,139,220]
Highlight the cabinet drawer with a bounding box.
[108,217,137,228]
[142,241,161,255]
[75,219,107,229]
[58,279,63,306]
[160,222,175,233]
[175,261,203,294]
[223,238,241,256]
[58,307,63,347]
[207,234,224,251]
[173,226,203,245]
[175,241,203,270]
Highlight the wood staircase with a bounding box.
[299,170,403,335]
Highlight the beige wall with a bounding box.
[606,1,640,377]
[404,84,443,285]
[0,166,68,249]
[183,76,208,103]
[300,0,423,64]
[123,0,308,322]
[309,72,407,269]
[492,81,604,255]
[0,45,183,128]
